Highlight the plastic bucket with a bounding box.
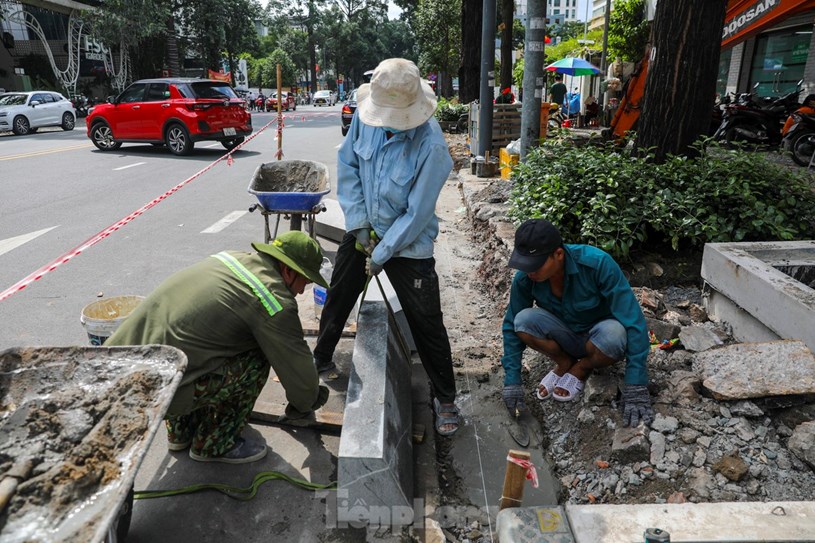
[80,295,144,345]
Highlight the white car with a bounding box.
[313,90,336,107]
[0,91,76,135]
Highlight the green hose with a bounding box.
[134,471,336,501]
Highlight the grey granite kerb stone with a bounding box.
[337,300,414,526]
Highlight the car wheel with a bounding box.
[342,125,349,136]
[12,115,31,135]
[90,122,122,151]
[221,136,245,151]
[165,123,193,156]
[61,112,75,131]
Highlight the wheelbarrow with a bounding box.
[0,345,187,543]
[247,160,331,242]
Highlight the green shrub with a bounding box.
[435,97,469,122]
[509,135,815,259]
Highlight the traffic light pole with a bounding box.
[520,0,546,160]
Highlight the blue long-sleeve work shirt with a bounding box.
[337,112,453,264]
[501,244,650,387]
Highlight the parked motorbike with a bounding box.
[71,94,89,117]
[782,110,815,166]
[712,80,803,147]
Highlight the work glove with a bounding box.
[353,228,376,255]
[620,384,654,427]
[285,385,330,419]
[366,257,383,276]
[502,384,526,415]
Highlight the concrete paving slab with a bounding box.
[565,501,815,542]
[496,506,574,543]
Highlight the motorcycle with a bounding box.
[782,110,815,166]
[71,94,89,117]
[712,80,803,147]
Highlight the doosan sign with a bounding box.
[722,0,779,41]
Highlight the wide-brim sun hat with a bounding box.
[252,231,328,287]
[357,58,437,131]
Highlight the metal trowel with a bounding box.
[506,408,530,447]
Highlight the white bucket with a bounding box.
[80,295,144,345]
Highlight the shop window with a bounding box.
[749,26,811,97]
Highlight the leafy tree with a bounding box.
[637,0,728,161]
[222,0,263,84]
[260,49,298,89]
[83,0,170,75]
[607,0,650,62]
[549,21,585,43]
[414,0,461,97]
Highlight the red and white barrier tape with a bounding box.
[506,455,539,488]
[0,117,279,302]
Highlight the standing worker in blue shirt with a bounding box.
[313,58,460,436]
[500,219,654,427]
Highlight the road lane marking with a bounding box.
[202,143,221,148]
[201,210,248,234]
[113,162,146,171]
[335,144,342,149]
[0,226,58,257]
[0,143,93,161]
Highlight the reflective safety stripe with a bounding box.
[212,252,282,317]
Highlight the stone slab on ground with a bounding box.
[564,501,815,542]
[314,197,346,243]
[692,340,815,400]
[337,301,414,526]
[788,421,815,470]
[495,506,574,543]
[678,325,724,352]
[610,424,650,463]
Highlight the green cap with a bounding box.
[252,231,328,287]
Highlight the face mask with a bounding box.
[383,127,403,134]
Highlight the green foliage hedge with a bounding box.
[435,97,469,122]
[509,134,815,259]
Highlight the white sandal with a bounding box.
[535,370,560,401]
[553,372,585,402]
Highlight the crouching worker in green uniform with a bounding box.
[106,231,330,464]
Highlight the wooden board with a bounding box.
[250,399,344,433]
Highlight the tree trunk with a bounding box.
[499,0,513,91]
[459,0,482,103]
[636,0,728,161]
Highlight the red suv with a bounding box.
[86,78,252,155]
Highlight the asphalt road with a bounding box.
[0,104,345,347]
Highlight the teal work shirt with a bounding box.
[501,244,649,387]
[338,112,454,264]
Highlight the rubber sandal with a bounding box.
[535,370,561,401]
[552,373,585,402]
[433,398,460,436]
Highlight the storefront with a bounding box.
[719,0,815,99]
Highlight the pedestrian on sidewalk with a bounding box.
[106,231,330,463]
[313,57,460,436]
[500,219,653,427]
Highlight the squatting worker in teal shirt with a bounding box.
[313,58,461,436]
[500,219,653,427]
[106,231,330,463]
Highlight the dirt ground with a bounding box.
[435,132,815,529]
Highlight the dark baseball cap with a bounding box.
[508,219,562,272]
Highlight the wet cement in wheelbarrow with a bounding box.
[252,161,327,193]
[0,347,179,542]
